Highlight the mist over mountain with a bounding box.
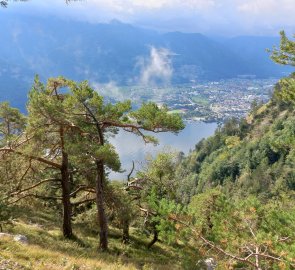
[0,14,291,109]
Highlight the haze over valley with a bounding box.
[0,13,291,112]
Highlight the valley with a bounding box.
[103,78,276,122]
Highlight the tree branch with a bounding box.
[165,213,291,269]
[69,185,95,197]
[9,194,62,205]
[127,161,135,182]
[72,197,95,206]
[0,147,61,169]
[10,178,61,197]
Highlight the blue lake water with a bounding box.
[109,121,217,180]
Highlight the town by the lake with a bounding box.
[103,78,277,122]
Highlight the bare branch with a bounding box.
[127,161,135,182]
[72,197,95,206]
[0,147,61,169]
[165,214,292,269]
[10,178,61,197]
[9,193,62,205]
[69,185,95,197]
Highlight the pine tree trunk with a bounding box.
[60,149,73,239]
[95,160,108,251]
[147,230,158,249]
[83,101,108,250]
[122,220,130,244]
[59,125,73,239]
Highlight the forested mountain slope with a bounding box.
[177,76,295,201]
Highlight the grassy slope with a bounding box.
[0,206,191,270]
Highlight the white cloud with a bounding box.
[235,0,295,35]
[3,0,295,36]
[92,80,126,100]
[137,47,173,86]
[237,0,295,15]
[89,0,215,12]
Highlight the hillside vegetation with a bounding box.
[0,32,295,270]
[176,89,295,199]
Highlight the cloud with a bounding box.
[137,47,173,86]
[237,0,295,23]
[237,0,295,15]
[92,80,126,101]
[233,0,295,35]
[89,0,215,13]
[3,0,295,36]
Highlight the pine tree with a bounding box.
[66,79,184,250]
[270,31,295,104]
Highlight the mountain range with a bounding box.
[0,14,292,109]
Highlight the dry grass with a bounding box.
[0,236,136,270]
[0,206,188,270]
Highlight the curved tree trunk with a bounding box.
[147,230,158,249]
[95,160,108,251]
[81,100,108,250]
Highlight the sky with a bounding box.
[3,0,295,36]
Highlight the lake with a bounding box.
[109,121,217,180]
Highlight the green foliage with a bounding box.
[94,144,121,172]
[189,191,295,269]
[106,182,138,234]
[138,151,182,201]
[73,204,98,234]
[274,74,295,105]
[130,102,185,133]
[146,188,184,244]
[0,194,13,231]
[25,76,184,175]
[0,102,26,144]
[177,99,295,197]
[270,31,295,66]
[269,31,295,105]
[134,152,186,245]
[175,73,295,265]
